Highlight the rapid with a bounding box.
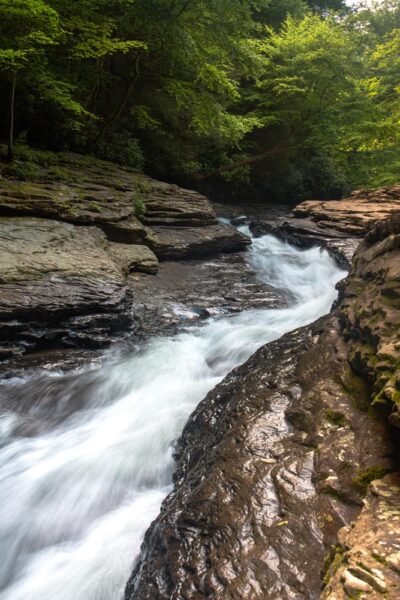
[0,230,346,600]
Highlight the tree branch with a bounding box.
[195,140,298,181]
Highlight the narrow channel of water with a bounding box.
[0,231,346,600]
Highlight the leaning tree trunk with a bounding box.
[89,54,140,150]
[7,72,16,162]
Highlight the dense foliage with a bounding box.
[0,0,399,200]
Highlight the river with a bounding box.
[0,229,346,600]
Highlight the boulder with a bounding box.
[0,217,134,358]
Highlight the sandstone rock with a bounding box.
[108,243,158,274]
[0,217,134,357]
[0,153,250,258]
[250,186,400,269]
[0,154,217,234]
[340,215,400,427]
[293,185,400,235]
[322,474,400,599]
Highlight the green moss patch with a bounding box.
[353,466,391,490]
[325,409,347,427]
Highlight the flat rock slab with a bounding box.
[0,217,133,358]
[148,223,251,259]
[108,243,158,274]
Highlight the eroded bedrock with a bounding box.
[0,153,249,257]
[322,474,400,599]
[0,154,250,360]
[250,185,400,269]
[341,215,400,428]
[126,215,400,600]
[126,318,395,599]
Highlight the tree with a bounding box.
[0,0,61,159]
[199,14,358,194]
[339,25,400,187]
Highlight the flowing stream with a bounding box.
[0,230,346,600]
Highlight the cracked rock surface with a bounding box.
[322,474,400,599]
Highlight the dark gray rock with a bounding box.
[147,223,251,260]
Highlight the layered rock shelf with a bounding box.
[0,218,133,359]
[0,154,248,359]
[250,185,400,269]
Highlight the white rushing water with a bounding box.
[0,231,346,600]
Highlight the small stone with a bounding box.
[342,569,373,593]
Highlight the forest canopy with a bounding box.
[0,0,399,201]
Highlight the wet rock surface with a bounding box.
[249,219,359,270]
[128,252,286,337]
[146,223,250,260]
[126,317,395,600]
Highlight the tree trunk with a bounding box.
[7,72,17,162]
[89,54,140,149]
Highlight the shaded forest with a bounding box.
[0,0,399,201]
